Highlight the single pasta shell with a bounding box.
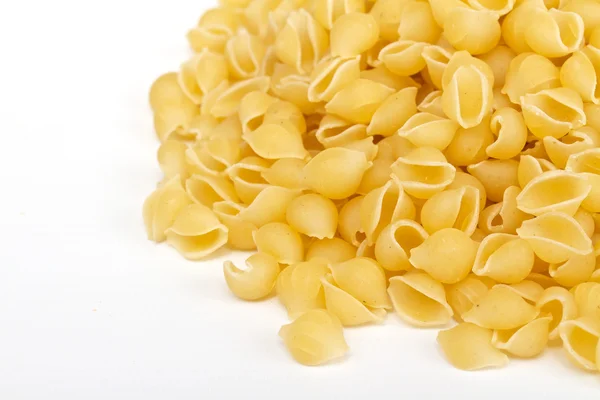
[209,76,270,118]
[238,186,302,228]
[243,123,308,160]
[223,252,280,300]
[422,45,454,90]
[525,8,584,58]
[566,148,600,212]
[252,222,304,265]
[487,107,528,160]
[492,315,552,358]
[378,40,428,77]
[185,174,239,208]
[558,316,600,371]
[517,155,557,189]
[286,193,338,240]
[306,238,356,264]
[329,257,391,309]
[543,127,600,170]
[467,159,520,203]
[495,280,545,305]
[276,260,328,319]
[227,156,271,204]
[367,87,418,137]
[330,12,379,58]
[308,56,361,103]
[548,252,596,288]
[572,282,600,320]
[473,234,534,284]
[398,112,459,150]
[560,46,600,104]
[443,8,501,55]
[212,201,257,251]
[420,186,480,236]
[537,286,578,340]
[325,79,395,124]
[445,274,492,321]
[502,52,560,105]
[374,219,428,272]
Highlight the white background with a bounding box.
[0,1,598,398]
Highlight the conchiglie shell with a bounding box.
[261,158,307,189]
[329,257,391,309]
[487,107,528,160]
[422,45,454,90]
[473,234,534,284]
[517,212,593,264]
[467,159,519,203]
[356,238,375,258]
[276,259,329,318]
[561,0,600,39]
[572,282,600,319]
[444,117,495,167]
[478,186,532,235]
[165,204,228,260]
[188,114,220,141]
[378,40,428,77]
[149,72,195,113]
[207,77,271,118]
[573,208,595,238]
[518,155,557,189]
[271,63,319,114]
[525,8,584,58]
[338,196,365,246]
[238,91,277,133]
[443,8,501,55]
[491,88,517,112]
[253,222,304,265]
[286,194,338,239]
[496,280,544,304]
[560,46,600,104]
[153,105,199,143]
[360,65,421,91]
[185,174,239,207]
[420,186,480,236]
[558,316,600,371]
[367,87,418,137]
[469,0,515,17]
[279,309,349,366]
[212,201,257,250]
[264,99,307,136]
[356,158,393,195]
[315,115,367,148]
[223,252,279,300]
[179,50,229,105]
[516,170,591,217]
[537,286,578,340]
[410,228,478,284]
[417,90,444,117]
[445,275,491,322]
[438,323,509,371]
[308,56,361,103]
[157,140,190,180]
[527,272,557,289]
[502,53,560,105]
[243,124,308,160]
[330,12,379,58]
[304,147,371,200]
[187,7,240,52]
[377,135,416,161]
[501,0,543,53]
[227,156,271,204]
[360,176,416,244]
[325,79,395,124]
[566,148,600,212]
[548,252,596,288]
[446,171,487,213]
[543,127,600,170]
[397,112,459,150]
[238,186,301,228]
[391,147,456,199]
[321,274,386,326]
[368,0,407,41]
[224,29,266,80]
[492,315,552,358]
[306,238,356,264]
[429,0,470,27]
[312,0,366,30]
[463,285,539,330]
[374,219,428,272]
[521,87,586,139]
[342,137,378,162]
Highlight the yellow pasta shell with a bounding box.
[330,12,379,58]
[444,8,501,55]
[487,107,528,160]
[446,171,487,213]
[227,156,271,204]
[492,315,552,358]
[261,158,307,189]
[444,117,495,167]
[422,45,454,90]
[398,112,459,150]
[213,201,257,251]
[560,45,600,104]
[429,0,470,27]
[420,186,480,236]
[243,123,308,160]
[566,148,600,212]
[329,257,391,309]
[572,282,600,320]
[467,159,519,203]
[378,40,428,77]
[185,174,239,207]
[312,0,366,30]
[238,186,301,228]
[518,155,557,189]
[276,259,328,318]
[397,0,441,44]
[537,285,578,340]
[308,56,361,103]
[225,28,267,80]
[558,316,600,371]
[502,52,560,105]
[179,50,229,104]
[445,275,491,322]
[253,222,304,265]
[525,8,584,58]
[374,219,428,272]
[306,238,356,264]
[338,196,364,246]
[325,78,395,124]
[548,252,596,288]
[223,252,280,300]
[238,91,278,134]
[286,193,338,239]
[473,233,534,284]
[478,186,532,235]
[157,140,190,181]
[367,87,418,137]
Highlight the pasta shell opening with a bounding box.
[212,201,257,251]
[185,174,239,207]
[378,40,428,77]
[276,260,328,319]
[537,286,578,340]
[492,315,552,358]
[308,56,361,103]
[223,252,280,300]
[558,317,600,370]
[329,257,392,309]
[445,275,491,321]
[473,234,534,284]
[421,186,480,235]
[374,219,428,272]
[398,112,458,150]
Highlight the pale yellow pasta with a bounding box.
[185,174,239,207]
[376,135,416,162]
[263,100,307,136]
[443,8,501,55]
[429,0,470,27]
[341,137,378,162]
[572,282,600,319]
[325,79,395,124]
[206,77,271,118]
[573,208,595,238]
[445,275,491,321]
[536,285,578,340]
[502,53,560,105]
[378,40,428,77]
[566,148,600,212]
[543,127,600,170]
[468,0,515,15]
[253,222,304,265]
[558,316,600,371]
[368,0,408,41]
[360,65,421,91]
[274,10,329,74]
[473,233,535,284]
[477,45,516,89]
[516,170,591,216]
[224,29,267,80]
[357,158,392,195]
[549,252,596,287]
[315,115,367,148]
[420,186,480,236]
[367,87,418,137]
[243,123,308,160]
[261,158,307,189]
[500,0,542,53]
[329,257,391,309]
[311,0,365,30]
[561,0,600,38]
[437,323,509,371]
[467,159,519,203]
[446,171,487,213]
[560,46,600,104]
[374,219,428,272]
[179,50,229,105]
[143,176,193,243]
[270,63,318,114]
[238,91,277,134]
[308,56,361,103]
[356,238,375,258]
[238,185,301,227]
[525,7,584,58]
[223,252,280,300]
[397,0,441,44]
[360,176,416,244]
[306,238,356,264]
[487,107,527,160]
[391,147,456,199]
[187,7,241,53]
[492,314,552,358]
[527,272,558,289]
[153,104,199,143]
[276,259,328,318]
[304,147,371,199]
[165,203,228,260]
[188,114,220,141]
[518,155,557,189]
[398,112,459,150]
[321,274,385,326]
[279,309,349,366]
[410,228,478,284]
[416,90,444,117]
[422,45,453,90]
[188,138,242,178]
[479,186,531,235]
[463,285,539,330]
[330,12,379,58]
[591,269,600,283]
[444,117,495,167]
[157,140,190,181]
[491,88,516,112]
[338,196,365,246]
[388,271,453,327]
[286,193,338,239]
[227,156,271,204]
[213,201,257,250]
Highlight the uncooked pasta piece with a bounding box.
[356,158,393,195]
[558,316,600,371]
[502,53,560,105]
[330,12,379,58]
[286,193,338,239]
[187,7,241,52]
[525,7,584,58]
[573,208,595,238]
[561,0,600,39]
[321,274,385,326]
[303,147,371,199]
[537,286,578,340]
[367,87,418,137]
[397,0,441,44]
[416,90,444,117]
[213,201,257,250]
[338,196,364,246]
[185,174,239,207]
[473,233,534,284]
[378,40,427,77]
[356,238,375,258]
[478,45,515,89]
[548,252,596,288]
[467,159,519,203]
[492,315,552,358]
[420,186,480,236]
[410,228,478,284]
[368,0,407,41]
[496,280,544,305]
[463,285,539,330]
[253,222,304,265]
[560,46,600,104]
[517,155,557,189]
[341,137,378,162]
[437,323,509,371]
[165,204,228,260]
[391,147,456,199]
[179,50,229,105]
[374,219,428,272]
[263,100,307,135]
[501,0,543,53]
[572,282,600,319]
[308,56,361,103]
[388,271,453,327]
[314,115,367,148]
[360,176,416,244]
[444,117,495,167]
[238,91,277,133]
[277,259,329,318]
[311,0,365,30]
[208,77,271,118]
[516,212,593,264]
[445,275,491,322]
[188,114,220,141]
[227,156,271,204]
[543,127,600,170]
[279,309,349,366]
[478,186,531,235]
[238,186,301,228]
[149,72,195,113]
[397,112,458,150]
[360,66,421,91]
[443,8,501,55]
[325,79,395,124]
[223,252,279,300]
[566,148,600,212]
[329,257,391,309]
[306,238,356,264]
[487,107,527,160]
[153,104,199,143]
[270,63,319,114]
[243,123,308,160]
[143,176,193,243]
[224,28,267,80]
[429,0,470,27]
[157,140,190,181]
[261,158,307,189]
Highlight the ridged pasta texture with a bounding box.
[145,0,600,373]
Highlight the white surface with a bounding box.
[0,1,598,398]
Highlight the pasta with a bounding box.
[315,115,367,148]
[548,252,596,288]
[223,252,280,300]
[566,148,600,212]
[443,8,501,55]
[558,316,600,371]
[502,53,560,105]
[445,275,491,322]
[238,185,301,228]
[329,257,392,309]
[312,0,366,30]
[525,7,584,58]
[543,127,600,169]
[517,155,557,189]
[561,0,600,39]
[227,156,271,204]
[185,174,239,207]
[338,196,365,246]
[473,234,534,284]
[497,280,544,304]
[492,315,552,358]
[187,7,241,53]
[308,56,361,103]
[238,91,277,134]
[560,45,600,104]
[374,219,428,272]
[325,78,395,124]
[378,40,428,77]
[467,159,519,203]
[225,29,267,80]
[420,186,480,236]
[179,50,229,105]
[286,193,338,239]
[537,286,578,340]
[261,158,307,189]
[444,117,495,167]
[330,13,379,58]
[276,259,328,318]
[367,87,418,137]
[478,45,515,89]
[157,140,190,181]
[487,107,527,160]
[397,1,441,44]
[243,123,308,160]
[397,112,458,150]
[422,45,454,90]
[253,222,304,265]
[416,90,444,117]
[572,282,600,319]
[212,201,257,250]
[306,237,356,264]
[479,186,531,235]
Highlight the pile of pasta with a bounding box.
[144,0,600,371]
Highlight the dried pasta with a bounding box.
[286,193,338,239]
[253,222,304,265]
[223,252,280,300]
